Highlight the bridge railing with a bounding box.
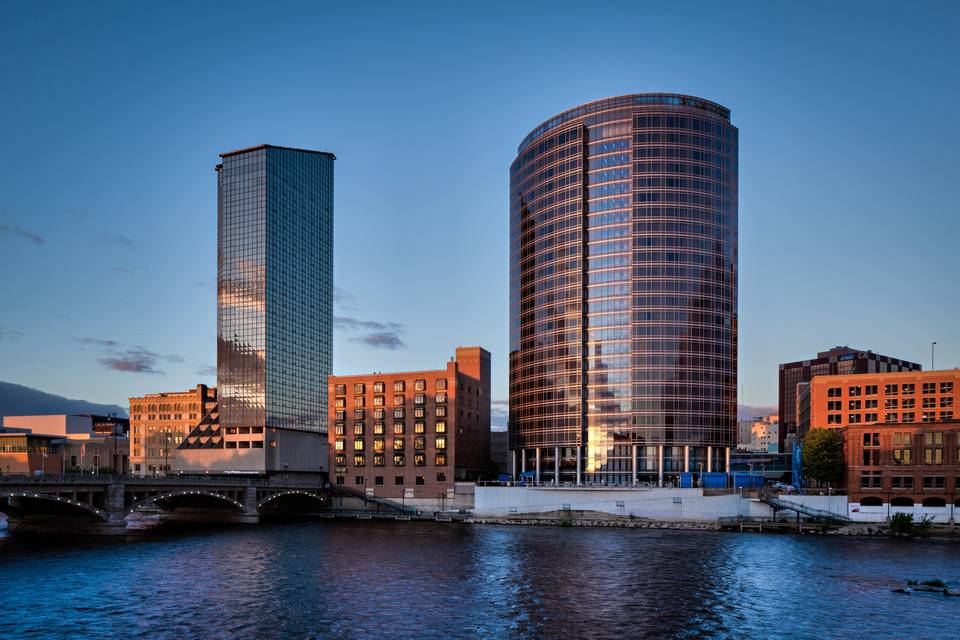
[0,473,326,489]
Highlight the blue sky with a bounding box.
[1,1,958,421]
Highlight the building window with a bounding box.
[902,384,915,395]
[355,476,365,485]
[414,453,426,466]
[902,398,915,409]
[374,395,385,406]
[865,385,878,395]
[849,400,861,410]
[374,408,385,420]
[394,381,405,392]
[354,409,365,420]
[865,399,878,409]
[414,436,425,450]
[373,437,385,452]
[354,439,365,451]
[354,383,365,395]
[435,453,447,466]
[860,471,882,489]
[354,423,365,436]
[436,379,448,391]
[865,413,878,422]
[414,421,425,434]
[375,476,384,485]
[373,454,385,467]
[415,379,426,391]
[827,387,841,398]
[394,394,405,406]
[374,382,385,393]
[884,398,898,409]
[393,422,405,435]
[354,396,365,407]
[436,421,446,433]
[354,455,365,467]
[414,407,425,418]
[923,476,945,489]
[437,472,446,482]
[884,384,898,395]
[941,397,954,408]
[902,412,915,422]
[828,401,841,411]
[335,397,346,408]
[336,476,345,485]
[922,397,936,409]
[374,422,385,435]
[893,432,912,465]
[335,454,346,467]
[922,382,936,394]
[941,411,954,421]
[436,393,447,404]
[941,382,954,394]
[924,432,943,464]
[891,476,913,489]
[435,436,447,450]
[335,439,345,451]
[849,414,862,424]
[827,414,841,425]
[335,384,346,395]
[436,405,447,418]
[922,412,936,423]
[394,408,405,419]
[848,386,862,397]
[335,423,345,435]
[394,437,405,450]
[336,410,346,421]
[415,393,426,405]
[395,475,404,485]
[393,455,405,467]
[416,476,425,485]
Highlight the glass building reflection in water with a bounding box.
[509,94,737,484]
[217,145,334,435]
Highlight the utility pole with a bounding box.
[931,341,937,370]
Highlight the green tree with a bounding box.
[802,428,845,486]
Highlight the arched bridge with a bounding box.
[0,475,328,535]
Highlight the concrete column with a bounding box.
[684,445,690,473]
[576,446,582,486]
[535,447,541,485]
[707,446,713,473]
[725,447,731,476]
[521,449,526,474]
[511,450,516,480]
[554,446,560,483]
[632,444,638,485]
[658,445,664,487]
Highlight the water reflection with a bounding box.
[0,522,958,639]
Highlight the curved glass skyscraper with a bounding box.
[509,94,737,484]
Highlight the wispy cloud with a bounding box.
[0,329,24,340]
[74,337,183,374]
[196,365,217,377]
[333,286,354,306]
[107,235,134,247]
[0,223,45,245]
[349,332,406,350]
[491,399,508,427]
[334,316,402,332]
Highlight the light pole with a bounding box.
[932,341,937,370]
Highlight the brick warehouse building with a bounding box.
[328,347,490,502]
[808,369,960,519]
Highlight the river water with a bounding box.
[1,520,958,639]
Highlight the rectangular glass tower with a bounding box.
[217,145,334,436]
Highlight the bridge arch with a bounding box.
[0,489,110,522]
[256,490,326,512]
[127,490,245,515]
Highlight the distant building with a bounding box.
[795,382,811,442]
[328,347,491,503]
[736,415,779,453]
[1,415,129,475]
[779,346,920,451]
[128,385,217,476]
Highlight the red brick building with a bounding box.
[328,347,490,500]
[808,369,960,516]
